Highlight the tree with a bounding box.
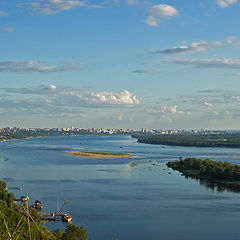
[62,224,88,240]
[54,228,63,239]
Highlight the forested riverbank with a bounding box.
[167,158,240,191]
[133,133,240,148]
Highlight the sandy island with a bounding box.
[64,151,133,158]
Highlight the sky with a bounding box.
[0,0,240,129]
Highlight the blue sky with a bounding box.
[0,0,240,129]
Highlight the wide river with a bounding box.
[1,135,240,240]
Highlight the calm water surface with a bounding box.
[1,135,240,240]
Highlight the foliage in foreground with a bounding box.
[0,180,90,240]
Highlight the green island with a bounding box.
[133,133,240,148]
[64,151,132,158]
[167,157,240,191]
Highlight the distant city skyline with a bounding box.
[0,0,240,129]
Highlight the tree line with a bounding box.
[133,133,240,148]
[167,157,240,181]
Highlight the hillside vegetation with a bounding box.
[0,181,89,240]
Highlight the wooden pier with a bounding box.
[43,212,72,222]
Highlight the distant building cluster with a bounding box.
[0,126,233,142]
[0,127,136,135]
[140,128,227,135]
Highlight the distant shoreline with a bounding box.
[132,133,240,148]
[64,151,133,158]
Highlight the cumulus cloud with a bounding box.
[146,105,189,116]
[77,90,140,107]
[0,27,15,32]
[165,58,240,69]
[0,10,8,17]
[0,61,82,73]
[146,105,189,122]
[146,4,178,27]
[18,0,101,15]
[152,41,222,55]
[3,85,140,108]
[146,105,183,115]
[217,0,238,8]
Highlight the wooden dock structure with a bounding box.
[43,212,72,222]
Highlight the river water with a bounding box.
[1,135,240,240]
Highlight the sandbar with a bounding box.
[64,151,132,158]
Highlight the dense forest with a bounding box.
[167,158,240,190]
[133,133,240,148]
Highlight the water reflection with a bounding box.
[184,175,240,193]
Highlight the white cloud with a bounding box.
[3,85,140,108]
[203,101,212,106]
[0,10,8,17]
[225,111,230,115]
[146,105,186,115]
[78,90,140,107]
[0,61,82,73]
[166,58,240,69]
[152,41,222,55]
[145,16,159,27]
[226,36,240,47]
[146,4,178,27]
[146,105,189,123]
[148,4,178,18]
[232,96,240,101]
[217,0,238,8]
[226,36,236,44]
[18,0,101,15]
[0,27,15,32]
